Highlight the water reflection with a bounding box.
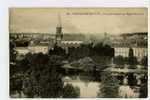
[63,76,139,98]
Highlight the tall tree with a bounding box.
[141,56,147,67]
[97,72,119,98]
[128,48,138,65]
[139,81,147,98]
[128,48,134,57]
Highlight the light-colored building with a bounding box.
[114,47,147,59]
[15,46,49,55]
[15,47,29,55]
[28,46,48,54]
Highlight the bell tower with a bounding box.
[55,13,63,45]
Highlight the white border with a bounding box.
[8,0,149,7]
[0,0,149,100]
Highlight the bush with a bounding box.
[62,84,80,98]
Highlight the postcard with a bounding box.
[9,8,148,98]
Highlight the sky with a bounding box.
[9,8,148,35]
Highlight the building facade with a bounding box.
[114,47,147,60]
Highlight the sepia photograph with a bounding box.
[9,8,148,98]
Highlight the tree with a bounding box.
[127,73,137,86]
[10,40,23,97]
[141,56,147,67]
[22,53,64,98]
[139,81,147,98]
[113,55,124,67]
[10,40,17,62]
[67,42,114,61]
[71,57,99,81]
[10,40,18,76]
[128,48,138,65]
[62,84,80,98]
[39,69,64,98]
[49,45,66,56]
[10,73,23,97]
[128,48,134,57]
[16,53,32,73]
[97,72,119,98]
[92,43,114,57]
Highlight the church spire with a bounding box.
[57,13,62,27]
[55,13,63,44]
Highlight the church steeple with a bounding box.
[55,13,63,44]
[57,13,62,27]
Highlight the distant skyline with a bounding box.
[9,8,148,35]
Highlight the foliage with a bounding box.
[10,41,115,98]
[113,55,125,66]
[10,40,23,96]
[97,72,119,98]
[68,42,114,61]
[10,51,81,98]
[139,81,147,98]
[49,45,66,57]
[62,84,80,98]
[128,56,138,65]
[22,53,64,98]
[128,48,134,57]
[92,43,114,57]
[16,53,32,73]
[91,56,112,66]
[141,56,147,67]
[128,48,138,65]
[14,39,29,47]
[127,73,137,86]
[70,57,101,81]
[10,40,17,62]
[10,73,24,97]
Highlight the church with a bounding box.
[48,14,84,51]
